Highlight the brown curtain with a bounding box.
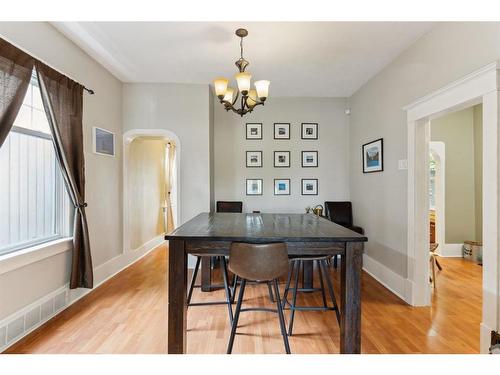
[35,61,93,289]
[0,38,34,147]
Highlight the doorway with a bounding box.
[405,62,500,353]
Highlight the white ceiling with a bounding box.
[52,22,435,97]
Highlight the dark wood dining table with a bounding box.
[165,212,368,354]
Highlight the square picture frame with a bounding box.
[301,123,318,140]
[246,123,263,140]
[274,123,290,140]
[274,179,291,195]
[301,151,318,167]
[362,138,384,173]
[246,179,263,195]
[93,126,115,157]
[274,151,291,168]
[301,179,318,195]
[246,151,263,167]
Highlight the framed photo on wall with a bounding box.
[274,123,290,139]
[274,151,290,167]
[301,123,318,139]
[301,151,318,167]
[362,138,384,173]
[246,123,262,140]
[246,179,263,195]
[93,126,115,157]
[246,151,263,167]
[274,179,291,195]
[301,179,318,195]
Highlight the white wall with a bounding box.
[0,22,123,321]
[122,83,212,224]
[214,97,350,213]
[349,22,500,280]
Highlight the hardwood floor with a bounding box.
[4,245,482,354]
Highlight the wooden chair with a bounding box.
[429,243,442,289]
[227,242,291,354]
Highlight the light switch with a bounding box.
[398,159,408,170]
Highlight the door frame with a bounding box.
[404,61,499,353]
[122,129,181,254]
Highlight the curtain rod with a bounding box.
[83,87,95,95]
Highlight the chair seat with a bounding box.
[289,254,332,261]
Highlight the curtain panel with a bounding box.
[35,61,93,289]
[0,38,34,147]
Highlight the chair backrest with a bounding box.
[324,201,353,227]
[228,242,289,281]
[216,201,243,213]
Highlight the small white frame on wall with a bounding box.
[93,126,115,157]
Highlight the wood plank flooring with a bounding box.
[4,245,482,354]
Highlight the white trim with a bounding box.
[438,243,464,257]
[362,253,410,304]
[404,61,500,353]
[0,235,165,353]
[0,238,72,276]
[122,129,181,254]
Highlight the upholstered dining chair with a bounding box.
[324,201,364,268]
[227,242,291,354]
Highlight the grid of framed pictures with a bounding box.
[244,122,320,195]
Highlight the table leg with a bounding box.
[340,241,363,354]
[302,260,314,289]
[168,239,187,354]
[201,256,212,292]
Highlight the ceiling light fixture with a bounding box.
[213,28,270,117]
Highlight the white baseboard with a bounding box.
[362,253,410,304]
[0,235,165,353]
[437,243,463,257]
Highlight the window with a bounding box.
[429,154,436,210]
[0,72,72,256]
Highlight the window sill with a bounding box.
[0,237,73,276]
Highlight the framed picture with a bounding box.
[274,123,290,139]
[93,126,115,157]
[362,138,384,173]
[301,151,318,167]
[301,179,318,195]
[301,123,318,140]
[246,179,263,195]
[246,151,263,167]
[274,179,291,195]
[246,123,262,140]
[274,151,290,167]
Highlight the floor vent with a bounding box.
[0,287,68,352]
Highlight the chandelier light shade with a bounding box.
[213,28,270,117]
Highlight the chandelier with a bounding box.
[213,28,270,117]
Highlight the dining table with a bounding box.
[165,212,368,354]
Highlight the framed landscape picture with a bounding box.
[274,151,290,167]
[246,179,263,195]
[274,179,291,195]
[274,123,290,139]
[362,138,384,173]
[246,151,263,167]
[301,179,318,195]
[246,123,262,140]
[302,151,318,167]
[93,126,115,157]
[301,123,318,139]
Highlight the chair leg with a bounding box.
[273,279,291,354]
[333,255,338,269]
[431,257,437,290]
[288,260,301,336]
[435,257,443,271]
[187,256,201,304]
[320,260,340,325]
[267,282,275,303]
[317,259,328,308]
[220,256,234,325]
[282,260,294,308]
[227,279,246,354]
[231,275,238,304]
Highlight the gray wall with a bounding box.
[0,22,123,320]
[214,97,350,213]
[348,22,500,278]
[473,105,483,242]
